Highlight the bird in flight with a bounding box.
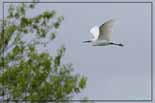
[83,19,124,47]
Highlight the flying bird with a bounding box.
[83,19,124,47]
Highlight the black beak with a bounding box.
[83,40,91,43]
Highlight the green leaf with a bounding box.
[0,2,87,101]
[54,22,60,29]
[43,11,56,19]
[29,4,35,9]
[50,32,56,40]
[79,77,87,89]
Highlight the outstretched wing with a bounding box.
[98,19,114,41]
[90,25,99,41]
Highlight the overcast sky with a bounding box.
[2,1,154,102]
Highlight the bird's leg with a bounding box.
[83,40,92,43]
[109,42,124,47]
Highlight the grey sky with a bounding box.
[1,0,154,102]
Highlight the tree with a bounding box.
[0,2,87,102]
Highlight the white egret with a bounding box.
[83,19,124,47]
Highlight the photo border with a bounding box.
[2,1,153,102]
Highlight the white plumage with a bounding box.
[90,25,99,41]
[83,19,124,47]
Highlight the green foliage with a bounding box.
[0,2,87,103]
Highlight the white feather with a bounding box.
[85,19,123,47]
[89,26,99,41]
[98,19,114,41]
